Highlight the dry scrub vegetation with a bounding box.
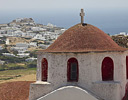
[0,68,36,84]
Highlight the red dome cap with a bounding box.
[41,24,127,53]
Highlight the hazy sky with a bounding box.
[0,0,128,34]
[0,0,128,12]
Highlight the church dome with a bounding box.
[42,23,127,53]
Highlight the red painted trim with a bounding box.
[102,57,114,81]
[67,57,79,82]
[126,56,128,79]
[41,58,48,81]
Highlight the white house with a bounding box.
[12,43,28,53]
[48,32,59,40]
[31,27,46,32]
[2,53,15,57]
[6,29,14,36]
[0,46,3,50]
[29,42,37,47]
[33,34,46,40]
[17,53,29,58]
[29,10,128,100]
[38,44,50,49]
[6,38,10,45]
[54,29,66,34]
[15,18,23,22]
[120,32,126,35]
[0,60,5,65]
[47,23,56,28]
[14,30,24,37]
[0,30,6,34]
[25,57,37,62]
[22,32,36,38]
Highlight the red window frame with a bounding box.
[102,57,114,81]
[67,58,78,82]
[126,56,128,79]
[41,58,48,81]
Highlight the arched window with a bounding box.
[67,58,78,82]
[102,57,114,81]
[41,58,48,81]
[126,56,128,79]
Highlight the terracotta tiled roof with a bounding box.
[40,23,127,53]
[0,81,34,100]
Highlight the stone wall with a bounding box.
[29,82,53,100]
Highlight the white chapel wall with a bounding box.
[36,51,127,100]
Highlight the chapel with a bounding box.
[29,9,128,100]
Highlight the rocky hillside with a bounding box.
[111,35,128,48]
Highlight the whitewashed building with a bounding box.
[2,53,15,57]
[17,53,29,58]
[120,32,126,35]
[0,46,3,50]
[29,42,37,47]
[13,30,24,37]
[12,43,28,53]
[54,29,66,34]
[29,10,128,100]
[25,57,37,62]
[33,34,46,40]
[22,32,36,38]
[0,30,6,34]
[49,32,59,40]
[31,27,46,32]
[38,44,50,49]
[47,23,56,28]
[0,60,5,65]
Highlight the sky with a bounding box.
[0,0,128,11]
[0,0,128,34]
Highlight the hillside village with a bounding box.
[0,18,128,71]
[0,18,66,70]
[0,18,128,100]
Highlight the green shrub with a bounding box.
[0,77,14,80]
[27,61,37,68]
[0,65,5,71]
[8,66,26,70]
[0,56,27,63]
[30,50,37,58]
[0,40,5,44]
[0,63,27,70]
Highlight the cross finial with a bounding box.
[80,9,85,24]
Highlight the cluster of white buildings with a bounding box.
[114,32,128,36]
[0,18,66,41]
[119,32,128,35]
[0,18,66,60]
[10,42,37,58]
[0,27,65,40]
